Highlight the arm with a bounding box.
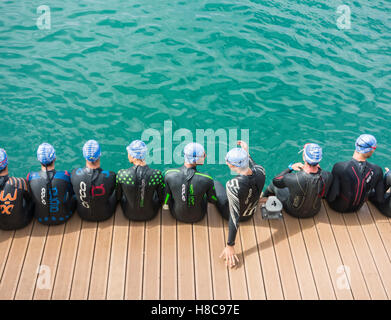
[162,174,172,209]
[156,171,165,205]
[374,167,385,204]
[326,165,339,202]
[272,168,291,189]
[115,172,122,202]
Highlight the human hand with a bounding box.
[219,245,239,268]
[237,140,249,153]
[291,162,304,171]
[259,197,268,204]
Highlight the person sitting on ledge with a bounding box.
[27,143,76,225]
[0,148,34,230]
[220,141,265,268]
[326,134,384,213]
[263,143,333,219]
[117,140,164,221]
[71,140,117,222]
[163,142,228,223]
[369,166,391,217]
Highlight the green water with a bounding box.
[0,0,390,185]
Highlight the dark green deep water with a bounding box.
[0,0,390,185]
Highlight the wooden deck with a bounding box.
[1,200,391,300]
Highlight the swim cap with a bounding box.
[83,140,101,162]
[37,143,56,165]
[302,143,322,165]
[355,134,377,154]
[0,149,8,170]
[183,143,205,164]
[225,148,249,168]
[127,140,147,160]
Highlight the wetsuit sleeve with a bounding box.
[226,179,241,246]
[326,164,340,202]
[115,172,123,201]
[374,167,385,204]
[156,171,165,205]
[272,168,291,189]
[206,180,218,204]
[163,174,172,207]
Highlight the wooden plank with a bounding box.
[107,207,129,300]
[283,214,318,299]
[177,221,195,299]
[51,214,82,300]
[124,220,145,300]
[207,205,230,300]
[253,207,284,300]
[0,230,15,281]
[14,222,48,300]
[160,209,177,300]
[354,203,391,297]
[33,224,65,300]
[223,218,248,300]
[88,215,115,300]
[323,201,371,299]
[299,215,336,299]
[239,216,266,299]
[367,201,391,262]
[313,204,353,300]
[269,217,301,299]
[142,212,161,300]
[69,220,97,300]
[0,222,34,299]
[193,210,213,300]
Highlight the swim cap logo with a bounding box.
[0,189,18,215]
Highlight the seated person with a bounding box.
[71,140,117,221]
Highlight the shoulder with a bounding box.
[226,177,240,191]
[54,170,71,182]
[194,171,214,182]
[26,171,40,182]
[253,164,266,176]
[164,168,181,177]
[7,177,28,191]
[71,168,84,177]
[369,163,383,176]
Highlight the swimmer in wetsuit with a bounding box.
[369,168,391,217]
[71,140,117,222]
[263,143,333,218]
[326,134,384,213]
[116,140,164,221]
[27,143,76,225]
[163,142,229,223]
[220,141,266,268]
[0,148,34,230]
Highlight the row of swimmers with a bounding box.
[0,134,389,267]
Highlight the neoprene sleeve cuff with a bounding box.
[227,241,235,246]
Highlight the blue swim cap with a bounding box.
[127,140,147,160]
[0,149,8,170]
[355,134,377,154]
[37,143,56,165]
[184,143,205,164]
[83,140,101,162]
[225,148,249,168]
[303,143,322,165]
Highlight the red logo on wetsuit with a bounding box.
[91,184,106,197]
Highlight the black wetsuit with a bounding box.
[226,157,265,246]
[164,165,228,223]
[27,170,76,225]
[369,172,391,217]
[117,165,164,221]
[326,158,383,213]
[71,167,117,221]
[264,167,333,218]
[0,176,34,230]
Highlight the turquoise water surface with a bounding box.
[0,0,390,185]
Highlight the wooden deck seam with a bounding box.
[0,230,15,283]
[191,223,197,300]
[354,210,390,299]
[267,219,285,300]
[48,224,66,300]
[251,217,267,299]
[237,227,250,300]
[205,212,215,300]
[281,217,303,299]
[66,218,84,300]
[324,202,371,299]
[297,218,321,300]
[86,222,99,300]
[12,220,36,299]
[104,213,117,300]
[140,221,147,300]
